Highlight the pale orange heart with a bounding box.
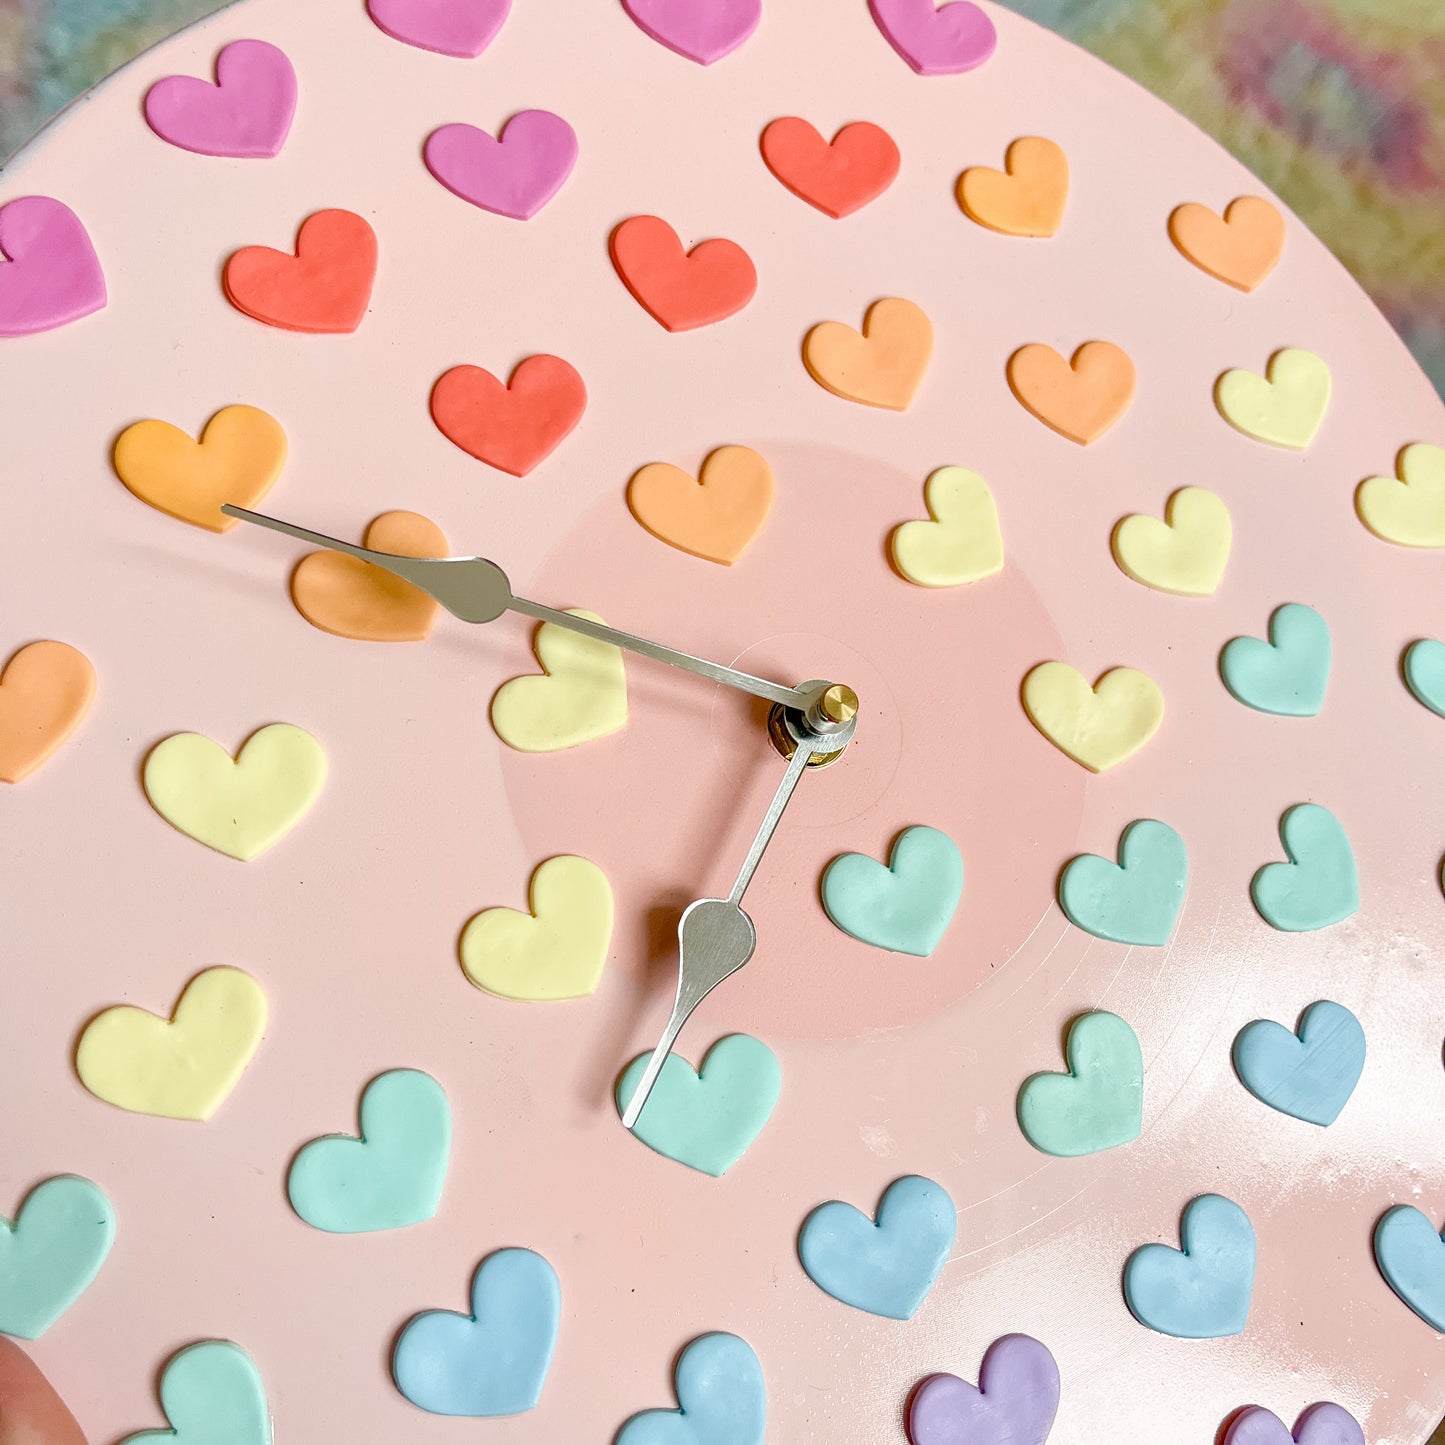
[957,136,1068,238]
[627,446,774,565]
[0,641,96,784]
[803,297,933,410]
[1007,341,1136,444]
[1168,196,1284,292]
[291,512,449,641]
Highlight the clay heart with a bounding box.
[1169,196,1285,292]
[366,0,511,57]
[869,0,997,75]
[1007,340,1136,444]
[907,1335,1060,1445]
[119,1340,270,1445]
[616,1333,765,1445]
[0,196,106,336]
[0,641,95,784]
[431,353,586,476]
[1022,662,1163,772]
[610,215,756,331]
[1221,603,1331,716]
[1250,803,1357,932]
[1124,1193,1255,1338]
[143,39,296,158]
[1111,486,1231,596]
[1215,347,1330,449]
[891,465,1004,587]
[1016,1011,1144,1156]
[425,110,577,219]
[1356,442,1445,547]
[957,137,1069,238]
[628,445,774,564]
[1224,1403,1363,1445]
[1374,1206,1445,1331]
[620,0,761,65]
[1232,1000,1365,1127]
[803,296,934,410]
[223,209,377,333]
[1404,638,1445,716]
[1058,819,1188,945]
[291,511,447,641]
[759,118,900,218]
[821,826,963,956]
[0,1176,115,1340]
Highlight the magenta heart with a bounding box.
[424,110,578,220]
[908,1335,1059,1445]
[869,0,997,75]
[621,0,761,65]
[143,39,296,158]
[1224,1403,1364,1445]
[0,196,106,337]
[366,0,511,57]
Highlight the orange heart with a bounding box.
[803,297,933,410]
[291,511,449,641]
[0,641,96,784]
[628,446,774,565]
[1169,196,1284,292]
[609,215,757,332]
[223,209,378,333]
[957,136,1068,238]
[759,118,900,219]
[1007,341,1136,445]
[431,354,586,477]
[112,405,287,531]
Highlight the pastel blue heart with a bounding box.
[798,1174,955,1320]
[393,1248,559,1417]
[1251,803,1358,931]
[615,1332,765,1445]
[1123,1194,1255,1338]
[1375,1205,1445,1330]
[1232,1000,1365,1126]
[821,825,963,956]
[1403,639,1445,718]
[288,1069,450,1233]
[1221,602,1330,716]
[120,1340,270,1445]
[1058,819,1187,945]
[0,1175,114,1340]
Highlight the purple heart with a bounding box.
[424,110,578,220]
[366,0,511,57]
[869,0,997,75]
[144,39,296,159]
[1224,1403,1365,1445]
[908,1334,1059,1445]
[621,0,761,65]
[0,196,106,337]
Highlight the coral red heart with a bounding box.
[431,354,586,476]
[609,215,756,331]
[223,209,377,333]
[760,118,899,218]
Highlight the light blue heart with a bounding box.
[615,1332,765,1445]
[1251,803,1358,931]
[1221,602,1330,716]
[821,825,963,956]
[393,1248,559,1417]
[0,1175,114,1340]
[1123,1194,1255,1338]
[1375,1206,1445,1330]
[1233,1000,1365,1126]
[120,1340,270,1445]
[1404,639,1445,718]
[798,1174,956,1320]
[1058,819,1187,945]
[288,1069,450,1233]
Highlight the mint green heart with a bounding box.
[1220,603,1330,716]
[287,1069,450,1233]
[1017,1011,1143,1156]
[0,1175,114,1339]
[1251,803,1358,932]
[616,1034,780,1176]
[1404,639,1445,718]
[1059,819,1187,945]
[821,825,963,957]
[121,1340,270,1445]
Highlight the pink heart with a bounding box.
[366,0,511,57]
[621,0,761,65]
[0,197,106,337]
[869,0,997,75]
[424,110,578,220]
[907,1335,1059,1445]
[143,39,297,159]
[1224,1404,1365,1445]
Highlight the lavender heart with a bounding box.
[424,110,578,220]
[144,39,296,158]
[366,0,511,58]
[621,0,761,65]
[908,1334,1059,1445]
[0,196,106,337]
[1224,1403,1364,1445]
[869,0,997,75]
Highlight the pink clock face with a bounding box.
[3,0,1444,1441]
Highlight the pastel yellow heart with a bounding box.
[1022,662,1164,772]
[891,466,1004,588]
[143,723,327,861]
[1111,486,1231,596]
[1215,347,1330,449]
[75,966,267,1121]
[1356,442,1445,547]
[491,610,627,752]
[459,856,614,1001]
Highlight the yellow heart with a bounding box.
[143,723,327,862]
[1215,347,1330,449]
[1356,443,1445,547]
[459,856,614,1001]
[75,966,267,1121]
[1022,662,1164,772]
[891,466,1004,588]
[1111,487,1231,596]
[491,610,628,752]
